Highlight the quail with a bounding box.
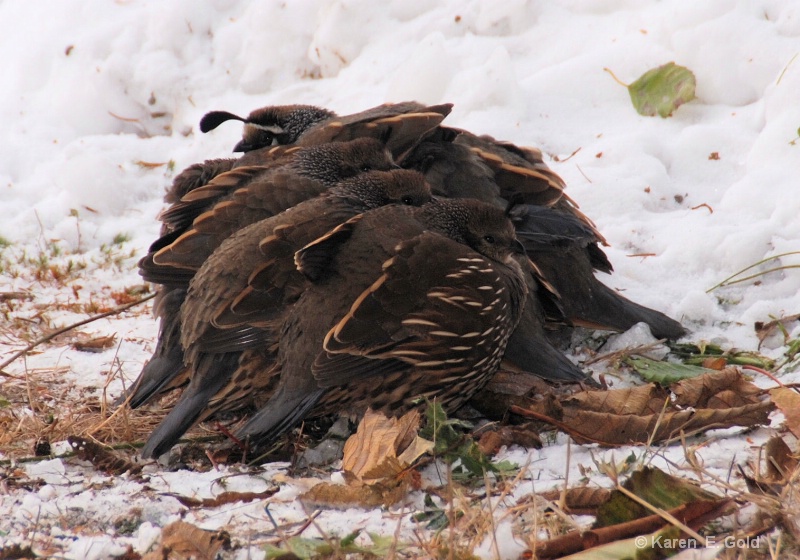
[140,169,433,458]
[157,102,449,236]
[511,204,686,339]
[200,104,336,153]
[401,126,686,342]
[129,101,451,410]
[158,105,330,233]
[231,199,528,450]
[201,101,452,157]
[127,138,396,410]
[401,126,566,208]
[150,138,400,270]
[186,108,590,386]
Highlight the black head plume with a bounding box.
[199,111,246,133]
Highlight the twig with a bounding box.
[584,339,667,366]
[741,365,785,388]
[575,164,592,184]
[0,293,155,375]
[776,52,799,85]
[706,251,800,292]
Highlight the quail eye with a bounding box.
[401,195,415,205]
[483,235,496,244]
[361,164,372,172]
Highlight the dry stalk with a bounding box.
[0,293,155,376]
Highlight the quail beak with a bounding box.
[233,139,252,153]
[512,239,526,255]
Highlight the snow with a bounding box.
[1,0,798,558]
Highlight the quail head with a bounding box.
[200,104,337,153]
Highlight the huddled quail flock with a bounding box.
[127,101,686,459]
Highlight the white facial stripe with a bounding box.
[250,124,285,134]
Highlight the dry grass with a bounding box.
[0,364,169,459]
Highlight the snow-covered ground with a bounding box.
[1,1,798,558]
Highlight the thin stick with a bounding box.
[741,365,785,388]
[0,293,155,375]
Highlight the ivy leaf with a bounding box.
[627,62,696,118]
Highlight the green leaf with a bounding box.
[628,62,696,118]
[365,532,400,556]
[596,466,721,527]
[264,532,390,559]
[264,536,322,559]
[419,400,471,454]
[339,530,361,548]
[413,494,461,531]
[625,356,710,384]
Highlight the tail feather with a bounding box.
[119,290,186,408]
[236,387,326,450]
[123,338,186,409]
[504,312,588,383]
[570,280,687,340]
[141,353,240,459]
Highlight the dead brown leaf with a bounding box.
[141,521,229,560]
[72,334,116,353]
[563,384,668,415]
[532,498,734,558]
[755,313,800,348]
[299,477,407,510]
[164,489,278,509]
[342,409,432,483]
[741,436,800,497]
[764,435,798,481]
[507,370,773,446]
[672,368,760,407]
[477,424,542,456]
[770,387,800,439]
[298,410,432,509]
[535,486,613,515]
[701,356,727,370]
[574,402,771,445]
